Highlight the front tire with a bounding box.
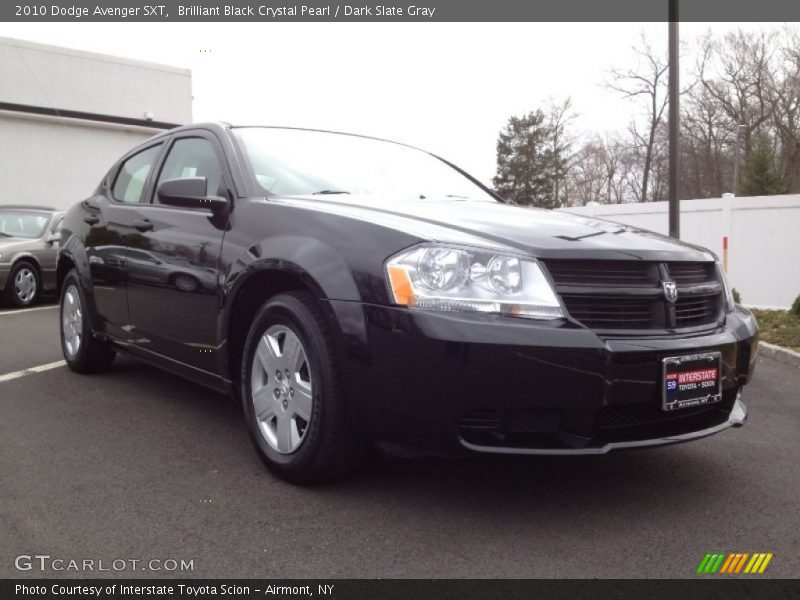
[241,292,365,484]
[4,261,40,307]
[60,269,115,373]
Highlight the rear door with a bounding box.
[85,142,165,339]
[124,131,231,372]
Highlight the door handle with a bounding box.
[83,215,99,225]
[132,219,154,232]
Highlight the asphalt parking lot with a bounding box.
[1,300,798,579]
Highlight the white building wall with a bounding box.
[0,36,191,124]
[0,36,192,211]
[560,195,800,310]
[0,115,163,208]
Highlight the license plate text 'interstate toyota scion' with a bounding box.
[662,352,722,412]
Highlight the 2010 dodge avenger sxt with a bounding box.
[57,123,759,483]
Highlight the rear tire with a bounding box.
[60,269,115,374]
[241,291,365,484]
[3,260,40,307]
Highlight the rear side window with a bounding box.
[112,144,162,204]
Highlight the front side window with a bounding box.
[155,137,224,200]
[233,127,496,203]
[112,144,162,204]
[0,211,51,239]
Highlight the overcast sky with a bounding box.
[0,22,778,184]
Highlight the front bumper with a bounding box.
[460,392,747,455]
[331,301,759,456]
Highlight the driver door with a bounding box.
[124,131,231,372]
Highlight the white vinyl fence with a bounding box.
[559,194,800,310]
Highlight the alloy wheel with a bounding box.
[14,267,37,304]
[62,285,83,359]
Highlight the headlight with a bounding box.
[716,261,735,311]
[385,244,563,319]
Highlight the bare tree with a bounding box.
[598,134,631,203]
[681,83,737,197]
[515,27,800,205]
[698,29,777,172]
[766,26,800,191]
[567,139,608,206]
[546,97,578,205]
[564,133,640,205]
[607,34,670,202]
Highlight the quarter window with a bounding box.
[112,144,162,204]
[155,137,225,201]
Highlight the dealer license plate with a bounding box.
[662,352,722,412]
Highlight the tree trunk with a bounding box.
[641,124,657,202]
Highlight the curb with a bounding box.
[759,341,800,368]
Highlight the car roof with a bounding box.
[0,204,59,212]
[152,122,425,152]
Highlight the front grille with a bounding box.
[545,260,656,286]
[597,405,729,442]
[459,408,561,447]
[458,388,738,450]
[594,389,736,442]
[459,409,503,436]
[560,295,657,330]
[668,262,716,284]
[543,259,724,333]
[675,293,723,327]
[596,402,717,429]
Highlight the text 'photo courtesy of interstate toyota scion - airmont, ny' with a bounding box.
[54,123,759,484]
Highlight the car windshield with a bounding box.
[233,127,496,202]
[0,211,50,239]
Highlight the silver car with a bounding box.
[0,205,65,307]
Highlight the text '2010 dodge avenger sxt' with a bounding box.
[57,124,759,483]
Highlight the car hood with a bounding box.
[273,195,716,262]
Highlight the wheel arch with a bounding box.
[56,242,104,335]
[221,261,348,386]
[220,232,369,385]
[56,253,76,294]
[56,231,94,294]
[9,252,41,274]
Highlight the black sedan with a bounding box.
[57,123,759,483]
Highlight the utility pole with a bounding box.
[668,0,680,238]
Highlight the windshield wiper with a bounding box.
[312,190,350,195]
[0,232,11,237]
[417,194,472,200]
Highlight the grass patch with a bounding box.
[751,309,800,352]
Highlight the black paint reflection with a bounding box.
[125,207,225,372]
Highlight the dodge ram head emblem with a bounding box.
[662,281,679,303]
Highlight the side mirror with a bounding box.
[46,232,61,244]
[156,177,228,212]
